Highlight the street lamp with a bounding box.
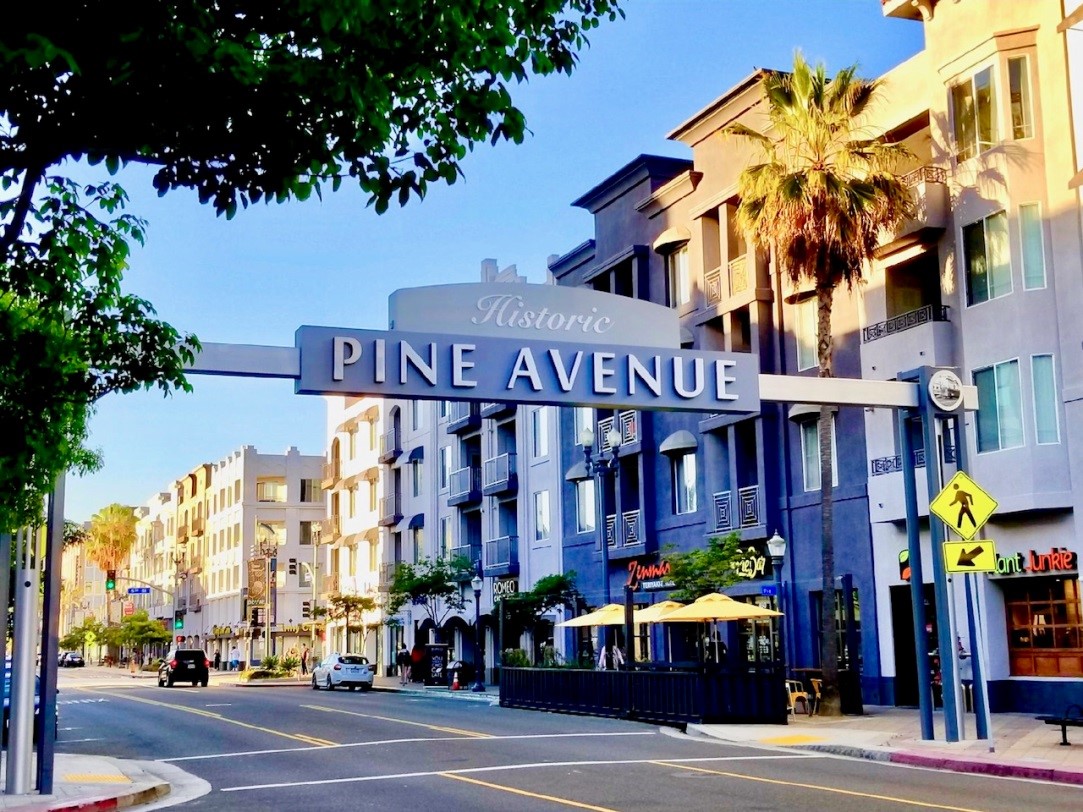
[766,530,787,671]
[578,423,622,665]
[470,565,485,692]
[255,524,279,660]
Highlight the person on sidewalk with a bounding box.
[396,643,411,685]
[213,650,221,671]
[229,645,241,672]
[301,646,310,676]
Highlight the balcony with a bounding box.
[447,401,481,434]
[320,514,341,541]
[596,410,638,449]
[713,486,763,532]
[870,444,954,477]
[176,526,189,544]
[862,304,949,344]
[322,459,341,488]
[321,573,340,596]
[877,165,948,257]
[450,544,481,568]
[482,453,518,497]
[378,562,396,593]
[190,517,204,537]
[448,466,482,507]
[378,494,402,527]
[860,303,955,379]
[378,427,402,464]
[480,401,516,419]
[484,535,519,577]
[604,510,642,549]
[728,255,749,297]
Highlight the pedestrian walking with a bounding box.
[213,650,221,671]
[301,646,310,676]
[396,643,411,685]
[129,655,138,678]
[229,645,241,672]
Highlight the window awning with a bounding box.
[565,461,589,483]
[407,446,425,462]
[363,527,379,543]
[659,429,698,455]
[408,513,425,529]
[787,404,838,421]
[363,405,380,421]
[652,225,691,251]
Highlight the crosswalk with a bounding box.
[58,698,109,705]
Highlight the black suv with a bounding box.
[158,649,210,687]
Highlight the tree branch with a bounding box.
[0,162,46,257]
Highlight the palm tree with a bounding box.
[86,503,138,626]
[728,54,913,715]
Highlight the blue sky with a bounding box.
[67,1,924,521]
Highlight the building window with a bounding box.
[576,479,596,533]
[411,460,423,497]
[800,416,838,492]
[1007,55,1033,140]
[439,446,451,491]
[963,211,1010,306]
[531,407,549,459]
[795,298,817,372]
[951,65,996,161]
[300,521,315,546]
[666,244,691,308]
[1006,576,1082,677]
[411,527,423,563]
[300,479,321,503]
[439,516,453,558]
[369,540,378,571]
[439,400,449,420]
[534,491,551,541]
[974,359,1023,452]
[1019,203,1045,289]
[256,480,286,502]
[299,562,312,588]
[234,480,241,503]
[1031,354,1059,445]
[672,452,698,515]
[411,400,424,431]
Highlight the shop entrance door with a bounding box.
[890,584,936,706]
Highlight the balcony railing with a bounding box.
[449,466,482,505]
[596,410,638,449]
[480,401,516,418]
[862,304,950,344]
[450,544,481,566]
[737,486,761,528]
[190,517,204,537]
[713,486,763,531]
[485,535,519,568]
[728,254,749,296]
[482,452,517,495]
[447,401,481,434]
[869,444,955,477]
[378,562,396,592]
[322,459,340,487]
[378,427,402,463]
[901,165,947,187]
[177,526,189,543]
[320,514,341,540]
[604,510,642,548]
[704,265,723,306]
[378,494,402,526]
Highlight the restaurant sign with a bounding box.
[626,558,675,591]
[991,547,1077,576]
[493,577,519,598]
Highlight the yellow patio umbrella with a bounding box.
[632,600,686,624]
[556,603,628,628]
[652,592,782,622]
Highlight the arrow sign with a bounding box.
[944,540,998,573]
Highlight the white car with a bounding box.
[311,653,374,691]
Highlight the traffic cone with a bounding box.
[451,672,460,691]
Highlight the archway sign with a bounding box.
[189,282,983,742]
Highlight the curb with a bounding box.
[371,684,498,703]
[45,780,170,812]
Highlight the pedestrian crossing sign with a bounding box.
[944,539,998,573]
[930,471,998,541]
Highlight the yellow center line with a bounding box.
[440,772,618,812]
[650,761,987,812]
[76,688,334,748]
[301,704,492,738]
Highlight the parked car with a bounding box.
[58,651,85,668]
[3,661,58,745]
[157,649,210,687]
[311,653,373,691]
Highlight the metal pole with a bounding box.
[472,580,485,692]
[772,554,784,671]
[623,585,635,667]
[8,528,40,794]
[37,476,66,793]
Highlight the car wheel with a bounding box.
[311,675,319,690]
[166,677,174,688]
[157,675,165,687]
[360,683,372,692]
[326,676,334,691]
[348,686,356,692]
[201,678,208,687]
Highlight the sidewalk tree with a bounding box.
[114,609,171,654]
[662,532,756,603]
[727,54,912,715]
[501,573,580,657]
[2,1,621,526]
[386,555,475,636]
[59,616,104,655]
[324,593,378,653]
[85,503,138,627]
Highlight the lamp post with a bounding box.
[255,524,278,661]
[470,564,485,692]
[766,530,787,672]
[310,523,322,659]
[578,423,623,664]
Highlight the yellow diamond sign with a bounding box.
[930,471,998,541]
[944,539,998,574]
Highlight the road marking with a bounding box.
[204,704,233,708]
[441,772,617,812]
[164,731,656,763]
[650,761,985,812]
[76,688,334,748]
[220,755,815,792]
[300,704,492,738]
[58,698,109,705]
[59,738,103,743]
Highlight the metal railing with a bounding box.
[321,573,340,595]
[449,466,481,500]
[482,453,516,489]
[485,535,519,568]
[379,494,400,523]
[596,411,638,449]
[448,401,478,423]
[450,544,481,566]
[322,459,340,484]
[379,427,401,459]
[704,265,723,305]
[714,487,763,530]
[869,444,957,476]
[862,304,950,344]
[604,511,641,547]
[320,514,341,540]
[737,486,761,528]
[901,164,947,187]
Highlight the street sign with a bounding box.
[944,540,998,573]
[760,585,777,596]
[122,601,135,617]
[127,586,151,594]
[929,471,998,541]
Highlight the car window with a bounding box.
[340,655,369,665]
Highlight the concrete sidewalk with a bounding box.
[690,705,1083,786]
[0,753,176,811]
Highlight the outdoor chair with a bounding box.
[809,678,823,715]
[786,679,811,716]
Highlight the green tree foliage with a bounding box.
[501,572,580,631]
[661,533,756,603]
[63,520,88,545]
[324,592,378,651]
[386,555,474,630]
[59,616,104,653]
[112,609,171,651]
[86,503,138,625]
[727,54,912,714]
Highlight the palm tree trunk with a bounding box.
[816,282,842,716]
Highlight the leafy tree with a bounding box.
[386,556,474,633]
[324,593,378,652]
[502,572,580,634]
[727,54,912,715]
[85,503,138,625]
[113,609,171,652]
[59,616,104,654]
[661,533,756,603]
[63,520,88,546]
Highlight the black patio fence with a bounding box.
[499,666,788,725]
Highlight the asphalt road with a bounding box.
[54,672,1083,811]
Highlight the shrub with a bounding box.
[281,656,300,673]
[261,654,280,672]
[501,648,530,667]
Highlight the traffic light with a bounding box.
[106,570,116,592]
[173,610,184,630]
[288,558,298,576]
[301,601,311,619]
[250,608,260,626]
